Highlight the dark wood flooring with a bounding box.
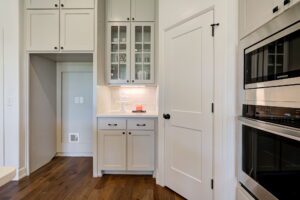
[0,157,184,200]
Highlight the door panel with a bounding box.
[107,0,131,22]
[131,0,155,21]
[164,11,214,200]
[127,131,155,171]
[26,10,59,51]
[61,0,95,8]
[99,130,126,170]
[60,10,94,51]
[26,0,59,9]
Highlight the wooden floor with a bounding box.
[0,157,185,200]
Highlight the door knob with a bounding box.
[163,114,171,120]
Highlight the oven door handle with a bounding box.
[239,116,300,141]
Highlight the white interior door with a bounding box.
[164,11,214,200]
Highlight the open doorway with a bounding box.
[29,54,93,173]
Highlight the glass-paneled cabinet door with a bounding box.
[131,23,155,84]
[107,23,131,84]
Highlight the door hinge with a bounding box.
[211,179,214,190]
[211,23,220,37]
[211,103,214,113]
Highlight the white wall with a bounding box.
[1,0,24,179]
[158,0,238,200]
[0,0,4,166]
[29,55,57,173]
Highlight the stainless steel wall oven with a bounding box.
[239,105,300,200]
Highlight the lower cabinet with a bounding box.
[99,130,127,170]
[127,131,154,171]
[98,118,155,173]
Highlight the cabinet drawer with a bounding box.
[98,118,126,130]
[127,119,154,130]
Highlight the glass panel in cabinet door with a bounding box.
[143,64,151,80]
[135,44,142,53]
[119,53,127,64]
[143,44,151,52]
[111,26,119,43]
[111,53,118,63]
[135,64,143,80]
[143,26,151,43]
[144,54,151,64]
[119,26,127,43]
[111,64,118,80]
[135,26,143,43]
[119,64,127,80]
[111,44,118,52]
[135,53,142,63]
[119,44,127,53]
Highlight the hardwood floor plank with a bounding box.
[0,157,185,200]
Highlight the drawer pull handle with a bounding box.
[108,123,118,126]
[137,124,146,127]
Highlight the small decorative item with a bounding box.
[132,104,146,113]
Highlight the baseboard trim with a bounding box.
[13,167,27,181]
[56,152,93,157]
[102,170,154,175]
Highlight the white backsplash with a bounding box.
[109,86,158,113]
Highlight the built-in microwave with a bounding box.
[239,105,300,200]
[244,21,300,89]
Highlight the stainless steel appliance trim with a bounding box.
[239,170,279,200]
[245,22,300,53]
[245,76,300,89]
[239,116,300,141]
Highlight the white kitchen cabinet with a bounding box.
[26,10,60,51]
[107,0,155,22]
[107,23,131,84]
[106,0,131,22]
[60,9,94,51]
[26,0,59,9]
[131,23,155,84]
[239,0,276,38]
[131,0,156,22]
[99,130,127,170]
[127,131,154,171]
[60,0,95,9]
[98,118,156,173]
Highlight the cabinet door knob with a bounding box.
[61,47,64,50]
[127,80,130,83]
[127,17,130,21]
[273,6,279,13]
[61,4,64,7]
[128,132,132,135]
[55,4,58,7]
[132,80,135,83]
[163,113,171,120]
[54,46,58,50]
[284,0,290,5]
[132,18,135,21]
[122,132,125,135]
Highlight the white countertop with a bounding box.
[0,167,16,187]
[97,111,158,118]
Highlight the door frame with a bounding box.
[56,62,93,156]
[157,5,238,199]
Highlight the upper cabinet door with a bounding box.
[26,10,60,51]
[60,0,95,9]
[131,0,155,21]
[239,0,276,38]
[131,23,155,84]
[26,0,60,9]
[107,23,131,84]
[60,9,94,51]
[107,0,131,22]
